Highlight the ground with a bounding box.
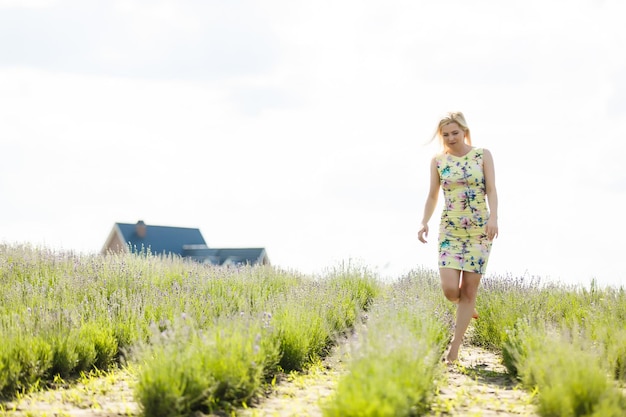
[429,347,537,417]
[0,341,538,417]
[239,343,538,417]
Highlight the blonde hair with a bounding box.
[431,111,472,148]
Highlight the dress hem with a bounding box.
[438,265,487,274]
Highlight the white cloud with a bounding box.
[0,0,279,79]
[0,0,58,8]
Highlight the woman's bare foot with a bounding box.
[445,343,460,363]
[444,357,458,367]
[472,309,479,319]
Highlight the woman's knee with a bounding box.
[460,287,478,302]
[442,286,460,302]
[460,272,481,301]
[439,268,461,301]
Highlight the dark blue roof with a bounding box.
[117,223,207,256]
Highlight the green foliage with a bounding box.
[324,346,436,417]
[49,330,81,378]
[503,321,626,417]
[593,316,626,382]
[501,319,545,378]
[605,329,626,381]
[393,268,456,328]
[275,303,329,372]
[323,276,448,417]
[326,264,379,311]
[267,266,380,373]
[78,321,118,371]
[0,244,380,413]
[2,245,625,416]
[530,342,625,417]
[0,335,52,397]
[135,316,280,416]
[469,274,541,349]
[474,273,626,382]
[474,273,626,416]
[44,322,119,379]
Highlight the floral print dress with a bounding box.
[436,147,492,274]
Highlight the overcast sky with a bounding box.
[1,0,625,287]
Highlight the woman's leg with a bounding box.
[439,268,462,302]
[446,271,482,362]
[440,268,478,314]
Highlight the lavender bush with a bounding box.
[0,244,379,416]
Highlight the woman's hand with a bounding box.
[486,217,498,240]
[418,223,429,243]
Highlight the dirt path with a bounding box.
[239,343,538,417]
[0,367,139,417]
[427,346,538,417]
[238,343,347,417]
[1,345,537,417]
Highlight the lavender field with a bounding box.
[0,244,624,417]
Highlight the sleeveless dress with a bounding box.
[435,147,492,274]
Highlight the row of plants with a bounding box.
[2,243,624,416]
[0,244,378,416]
[331,269,626,417]
[503,320,625,416]
[135,267,379,416]
[322,269,453,417]
[471,274,626,416]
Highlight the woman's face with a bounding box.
[440,122,465,148]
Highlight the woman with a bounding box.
[417,111,499,363]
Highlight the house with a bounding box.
[101,220,270,266]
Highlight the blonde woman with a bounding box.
[417,112,499,363]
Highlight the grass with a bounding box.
[0,365,139,416]
[503,321,626,416]
[322,270,451,417]
[0,244,379,416]
[136,318,275,416]
[1,244,625,416]
[476,275,626,416]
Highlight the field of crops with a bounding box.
[0,244,625,416]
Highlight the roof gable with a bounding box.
[116,222,207,256]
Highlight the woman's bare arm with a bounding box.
[418,157,441,243]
